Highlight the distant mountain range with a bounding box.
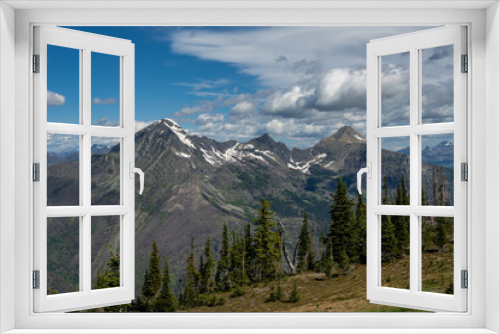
[397,140,454,169]
[46,119,452,295]
[47,144,113,166]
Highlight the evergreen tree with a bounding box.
[229,231,247,286]
[200,237,216,294]
[141,240,162,311]
[244,223,254,280]
[107,247,120,288]
[253,199,280,281]
[288,280,300,303]
[183,237,200,306]
[94,268,108,290]
[436,220,448,251]
[91,246,123,312]
[354,193,367,264]
[154,257,178,312]
[393,174,410,252]
[421,187,433,252]
[297,211,313,272]
[216,223,231,291]
[381,176,397,262]
[323,237,334,277]
[339,247,351,275]
[328,177,356,264]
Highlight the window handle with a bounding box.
[357,162,371,195]
[129,162,145,195]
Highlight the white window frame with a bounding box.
[33,26,136,313]
[1,1,499,333]
[366,26,468,312]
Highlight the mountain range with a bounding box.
[46,119,452,295]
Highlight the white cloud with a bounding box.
[93,117,119,127]
[174,96,222,116]
[92,97,116,105]
[261,86,314,117]
[165,26,452,147]
[169,26,431,88]
[230,101,257,116]
[47,91,65,106]
[47,133,78,153]
[135,120,154,132]
[194,113,225,125]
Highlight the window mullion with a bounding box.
[82,48,92,294]
[409,47,420,294]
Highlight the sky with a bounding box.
[47,26,454,152]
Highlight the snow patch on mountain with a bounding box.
[255,150,276,162]
[287,153,327,174]
[200,143,270,166]
[162,119,196,149]
[175,152,192,159]
[354,134,366,142]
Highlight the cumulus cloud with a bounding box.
[47,91,65,106]
[261,86,314,118]
[230,101,257,117]
[165,26,454,147]
[92,97,116,105]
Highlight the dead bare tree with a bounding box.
[276,218,297,275]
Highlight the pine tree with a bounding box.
[393,174,410,253]
[230,231,245,286]
[436,220,448,251]
[91,246,123,312]
[323,237,334,277]
[297,211,313,272]
[381,176,398,262]
[141,240,162,311]
[200,237,216,294]
[354,193,367,264]
[184,237,200,306]
[244,223,254,280]
[154,257,178,312]
[216,223,231,291]
[421,186,433,252]
[253,199,280,281]
[288,280,300,303]
[339,247,350,275]
[328,177,356,264]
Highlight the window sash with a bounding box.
[366,26,468,312]
[33,26,136,313]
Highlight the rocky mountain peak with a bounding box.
[329,126,366,143]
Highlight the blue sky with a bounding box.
[47,26,454,152]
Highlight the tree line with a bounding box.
[88,171,452,312]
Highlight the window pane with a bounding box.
[381,52,410,127]
[421,133,454,206]
[47,217,80,294]
[381,215,410,290]
[91,52,120,127]
[47,45,80,124]
[421,216,454,294]
[421,45,454,124]
[92,216,120,290]
[381,137,410,205]
[47,133,80,206]
[91,137,120,205]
